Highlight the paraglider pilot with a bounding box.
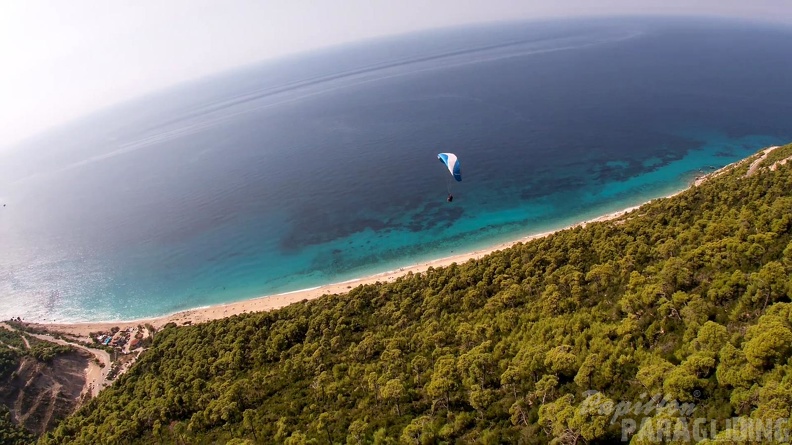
[437,152,461,203]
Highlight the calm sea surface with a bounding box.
[2,17,792,321]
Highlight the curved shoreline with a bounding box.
[23,203,645,338]
[24,146,767,339]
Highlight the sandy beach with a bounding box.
[27,148,769,340]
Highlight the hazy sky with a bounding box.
[1,0,790,150]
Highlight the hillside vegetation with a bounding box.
[0,326,82,444]
[43,144,792,444]
[0,406,33,445]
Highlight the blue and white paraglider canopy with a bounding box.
[437,153,461,182]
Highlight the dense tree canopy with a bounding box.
[42,144,792,444]
[0,406,34,445]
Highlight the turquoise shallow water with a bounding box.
[1,17,791,322]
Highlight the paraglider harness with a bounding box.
[447,194,453,202]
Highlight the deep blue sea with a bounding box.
[2,17,792,322]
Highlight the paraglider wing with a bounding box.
[437,153,461,182]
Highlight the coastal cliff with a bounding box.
[0,326,91,443]
[10,143,792,443]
